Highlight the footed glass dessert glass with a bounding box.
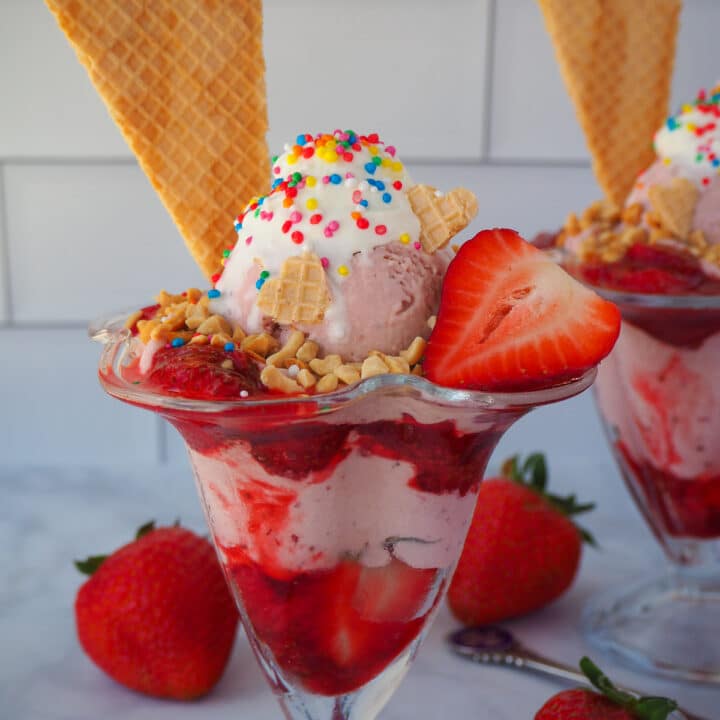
[577,286,720,684]
[93,313,596,719]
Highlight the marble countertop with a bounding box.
[1,464,717,720]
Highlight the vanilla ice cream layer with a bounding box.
[189,440,477,577]
[595,321,720,479]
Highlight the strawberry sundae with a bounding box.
[543,87,720,549]
[96,133,619,708]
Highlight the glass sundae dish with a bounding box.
[91,130,620,720]
[545,87,720,683]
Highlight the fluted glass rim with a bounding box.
[91,309,597,414]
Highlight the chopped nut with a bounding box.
[621,203,643,226]
[282,357,308,371]
[189,334,209,345]
[361,355,389,379]
[241,333,279,358]
[645,211,663,229]
[600,245,625,263]
[124,310,143,330]
[155,290,177,307]
[385,355,411,374]
[296,368,317,389]
[648,228,667,245]
[427,315,436,331]
[186,288,203,304]
[266,331,306,367]
[296,340,320,363]
[261,366,303,394]
[196,314,232,337]
[210,332,232,347]
[334,364,361,385]
[316,373,339,393]
[150,324,171,342]
[564,212,581,236]
[232,325,246,343]
[598,202,620,223]
[221,359,234,370]
[309,354,342,376]
[580,200,603,228]
[688,229,707,250]
[619,226,648,247]
[185,304,210,330]
[400,337,426,366]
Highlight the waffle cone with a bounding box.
[407,185,479,253]
[45,0,270,280]
[538,0,681,208]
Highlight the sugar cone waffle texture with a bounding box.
[538,0,681,208]
[45,0,270,280]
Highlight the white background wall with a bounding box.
[0,0,716,468]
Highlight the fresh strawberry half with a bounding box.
[425,228,621,391]
[146,344,263,399]
[535,657,679,720]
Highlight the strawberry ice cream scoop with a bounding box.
[210,131,463,360]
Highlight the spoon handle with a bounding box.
[457,647,706,720]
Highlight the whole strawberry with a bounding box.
[448,453,594,624]
[75,522,238,700]
[536,657,678,720]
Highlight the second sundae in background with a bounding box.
[543,88,720,544]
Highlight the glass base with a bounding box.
[582,570,720,684]
[271,638,419,720]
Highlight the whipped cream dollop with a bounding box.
[213,131,423,336]
[654,84,720,187]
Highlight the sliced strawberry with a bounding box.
[146,344,263,399]
[424,228,621,391]
[352,559,438,623]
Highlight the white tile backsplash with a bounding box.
[0,0,132,159]
[264,0,490,160]
[0,169,9,324]
[673,0,720,109]
[490,0,588,161]
[5,164,205,324]
[0,329,158,465]
[489,0,716,162]
[0,0,716,466]
[407,162,600,237]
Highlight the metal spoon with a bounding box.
[447,626,708,720]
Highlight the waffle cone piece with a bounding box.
[45,0,269,280]
[538,0,681,208]
[257,253,331,325]
[407,185,479,253]
[648,177,699,241]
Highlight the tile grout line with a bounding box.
[480,0,498,160]
[0,156,592,169]
[0,163,15,325]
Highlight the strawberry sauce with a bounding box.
[180,414,502,696]
[619,443,720,539]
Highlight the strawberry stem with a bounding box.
[580,657,678,720]
[75,521,158,576]
[74,555,107,576]
[501,453,597,546]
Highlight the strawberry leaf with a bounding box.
[74,555,108,576]
[522,453,547,492]
[136,520,156,540]
[580,657,678,720]
[500,453,597,546]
